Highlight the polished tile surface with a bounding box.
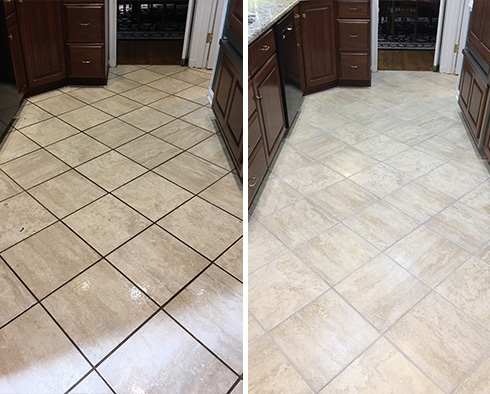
[0,65,242,393]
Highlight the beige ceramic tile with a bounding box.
[250,178,303,219]
[269,144,315,177]
[0,192,56,252]
[0,305,90,392]
[336,254,430,330]
[70,372,112,394]
[46,133,110,167]
[188,135,233,170]
[461,180,490,216]
[0,170,22,202]
[455,352,490,394]
[109,64,141,75]
[248,313,265,344]
[92,95,143,117]
[124,69,164,84]
[322,338,444,394]
[117,134,182,169]
[387,293,490,392]
[149,76,194,94]
[28,89,63,103]
[119,106,174,132]
[43,261,157,364]
[35,94,85,116]
[385,149,445,178]
[145,64,184,75]
[173,69,210,84]
[176,85,210,105]
[67,86,115,104]
[199,172,243,219]
[344,201,419,250]
[151,119,211,149]
[355,112,404,133]
[322,147,378,177]
[427,202,490,253]
[181,106,218,132]
[29,170,105,218]
[59,106,113,131]
[354,135,409,161]
[413,135,467,162]
[107,225,208,305]
[0,131,39,165]
[249,252,328,330]
[308,179,378,220]
[386,225,471,287]
[385,182,454,223]
[350,163,412,198]
[64,195,150,255]
[261,199,337,249]
[159,197,242,260]
[437,256,490,328]
[166,264,242,372]
[2,222,100,299]
[249,335,313,394]
[104,76,141,93]
[271,290,379,391]
[215,240,243,281]
[85,118,144,148]
[294,223,379,284]
[449,151,490,178]
[327,120,379,145]
[307,109,350,133]
[0,260,35,327]
[280,162,344,195]
[294,133,348,161]
[150,96,201,118]
[20,117,78,146]
[384,122,438,146]
[98,311,237,393]
[77,151,146,191]
[13,104,52,129]
[248,221,288,273]
[120,85,169,105]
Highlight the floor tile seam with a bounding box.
[449,346,490,394]
[226,376,243,394]
[0,169,25,203]
[197,190,244,222]
[34,99,90,118]
[148,121,216,150]
[26,90,67,105]
[184,139,236,172]
[212,237,244,284]
[64,89,117,106]
[120,73,209,96]
[0,134,45,167]
[161,309,242,377]
[212,261,243,285]
[247,309,267,344]
[65,368,117,394]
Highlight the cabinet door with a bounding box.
[16,0,66,89]
[227,0,242,45]
[300,0,336,90]
[468,0,490,65]
[253,54,286,165]
[6,12,27,98]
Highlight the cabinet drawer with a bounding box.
[339,53,370,80]
[3,0,15,16]
[249,111,261,157]
[249,28,276,75]
[338,1,369,18]
[68,45,105,78]
[64,4,104,43]
[248,139,268,207]
[338,20,370,51]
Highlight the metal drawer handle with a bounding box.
[350,65,359,69]
[5,0,12,3]
[249,177,258,187]
[348,7,358,11]
[81,60,92,64]
[297,42,300,47]
[79,22,91,26]
[17,0,23,3]
[259,45,270,51]
[350,34,359,38]
[8,34,12,40]
[294,13,300,19]
[256,95,263,100]
[302,13,306,18]
[287,26,293,31]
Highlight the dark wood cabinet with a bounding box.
[227,0,242,52]
[468,0,490,66]
[6,12,27,99]
[300,1,337,91]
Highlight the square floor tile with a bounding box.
[43,261,157,364]
[294,133,348,161]
[248,313,264,344]
[150,96,201,118]
[64,195,150,255]
[113,172,192,221]
[123,69,165,84]
[145,64,184,76]
[437,256,490,328]
[350,163,412,198]
[250,178,303,219]
[384,149,445,178]
[460,179,490,216]
[172,69,210,84]
[249,335,313,394]
[354,135,409,161]
[85,118,144,148]
[0,131,40,165]
[271,290,379,392]
[19,118,78,147]
[166,264,243,372]
[322,147,378,177]
[384,122,437,147]
[98,311,237,393]
[120,85,169,105]
[344,201,419,250]
[2,222,100,299]
[261,199,337,249]
[269,144,315,177]
[188,135,233,170]
[0,193,56,252]
[0,305,90,392]
[159,197,242,260]
[294,223,379,285]
[59,106,113,131]
[116,134,182,169]
[355,112,405,133]
[154,152,228,193]
[427,202,490,253]
[175,85,210,105]
[336,254,430,330]
[386,225,471,288]
[215,240,243,281]
[413,135,467,162]
[455,353,490,394]
[181,106,218,132]
[13,104,52,129]
[107,225,208,305]
[326,120,379,145]
[28,89,63,104]
[199,172,243,219]
[0,260,35,327]
[149,76,194,94]
[69,372,112,393]
[104,76,141,94]
[46,133,110,167]
[0,170,22,202]
[35,94,85,116]
[151,119,211,150]
[322,338,444,394]
[248,221,288,273]
[67,86,115,104]
[249,252,328,330]
[119,106,174,132]
[92,95,143,117]
[280,162,344,195]
[77,151,147,191]
[386,293,490,392]
[109,64,141,76]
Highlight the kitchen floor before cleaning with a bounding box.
[0,65,243,393]
[249,71,490,393]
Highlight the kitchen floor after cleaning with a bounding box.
[249,71,490,393]
[0,65,243,393]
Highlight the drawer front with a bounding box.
[249,28,276,75]
[338,1,369,19]
[248,139,268,206]
[68,45,105,78]
[249,111,261,157]
[3,0,15,16]
[340,53,370,80]
[64,4,104,43]
[338,20,369,51]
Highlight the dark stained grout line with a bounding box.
[226,375,243,394]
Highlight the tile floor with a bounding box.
[0,65,243,393]
[249,71,490,394]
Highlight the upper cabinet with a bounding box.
[468,0,490,65]
[227,0,243,53]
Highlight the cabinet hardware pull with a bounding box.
[8,34,12,40]
[79,22,91,26]
[81,60,92,64]
[259,45,270,51]
[17,0,23,3]
[350,65,359,69]
[287,27,293,31]
[348,7,358,10]
[249,177,258,187]
[5,0,12,3]
[294,13,300,18]
[350,34,358,38]
[297,42,300,47]
[302,13,306,18]
[256,95,263,100]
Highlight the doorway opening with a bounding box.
[116,1,189,65]
[378,0,441,71]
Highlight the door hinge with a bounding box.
[206,33,213,44]
[454,44,459,53]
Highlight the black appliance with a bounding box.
[274,11,304,129]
